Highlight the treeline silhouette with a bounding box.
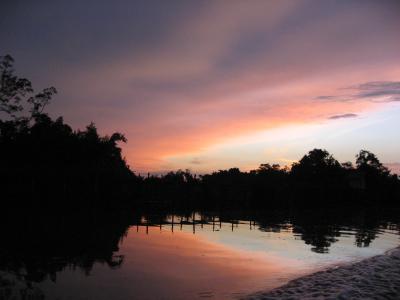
[141,148,399,210]
[1,55,139,209]
[1,54,399,299]
[1,54,399,211]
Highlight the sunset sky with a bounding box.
[2,0,400,174]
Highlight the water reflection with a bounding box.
[0,207,399,299]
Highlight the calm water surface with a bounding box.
[1,211,399,299]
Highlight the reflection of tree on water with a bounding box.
[355,229,378,248]
[132,207,399,254]
[292,225,341,254]
[0,271,45,300]
[0,209,136,286]
[1,54,399,282]
[0,206,399,297]
[354,216,381,248]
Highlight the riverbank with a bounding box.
[246,247,400,299]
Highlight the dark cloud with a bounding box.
[315,95,336,100]
[317,81,400,103]
[190,158,203,165]
[353,81,400,101]
[328,113,358,120]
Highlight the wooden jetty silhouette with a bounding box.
[134,212,258,234]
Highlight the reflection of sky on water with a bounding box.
[38,226,306,299]
[35,219,399,299]
[176,220,400,268]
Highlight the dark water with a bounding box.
[0,208,399,299]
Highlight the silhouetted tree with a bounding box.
[1,54,399,211]
[356,150,389,176]
[0,54,56,121]
[0,55,137,206]
[291,149,341,177]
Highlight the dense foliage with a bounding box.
[142,148,399,209]
[0,55,137,207]
[1,55,399,209]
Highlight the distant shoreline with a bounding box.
[246,246,400,300]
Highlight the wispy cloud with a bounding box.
[328,113,358,120]
[4,1,400,172]
[190,157,203,165]
[353,81,400,101]
[315,95,337,100]
[317,81,400,103]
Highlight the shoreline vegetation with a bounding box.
[1,54,400,298]
[246,246,400,300]
[1,54,399,211]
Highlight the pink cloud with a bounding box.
[40,1,400,172]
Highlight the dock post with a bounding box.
[192,211,195,234]
[212,216,215,232]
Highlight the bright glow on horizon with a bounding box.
[2,1,399,173]
[163,103,400,174]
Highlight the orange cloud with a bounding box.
[38,1,399,173]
